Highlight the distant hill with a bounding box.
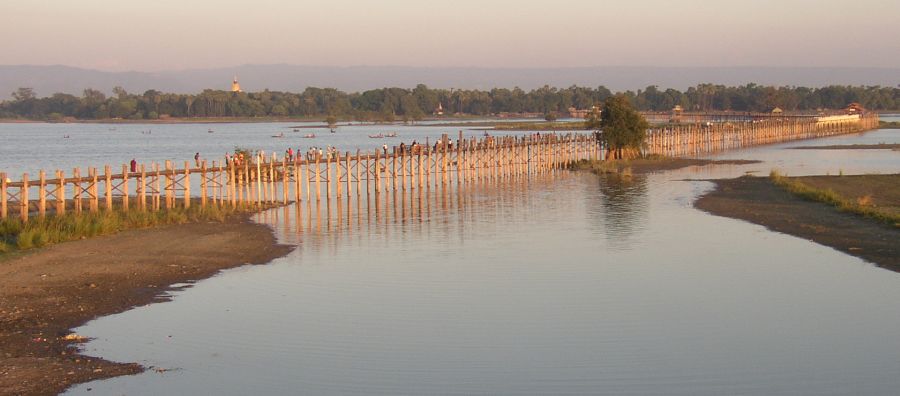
[2,64,898,98]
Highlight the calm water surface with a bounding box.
[56,128,900,395]
[0,121,539,177]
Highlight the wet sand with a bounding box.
[695,176,900,272]
[788,143,900,150]
[574,158,760,175]
[0,217,293,396]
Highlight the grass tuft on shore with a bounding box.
[769,170,900,228]
[0,203,268,256]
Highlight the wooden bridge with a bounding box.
[0,113,879,223]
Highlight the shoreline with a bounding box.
[0,215,293,396]
[695,176,900,272]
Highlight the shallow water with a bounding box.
[62,129,900,395]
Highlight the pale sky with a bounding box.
[2,0,898,71]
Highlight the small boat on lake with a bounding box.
[368,133,384,139]
[293,128,299,132]
[208,129,214,133]
[385,132,398,138]
[271,132,285,138]
[303,133,316,138]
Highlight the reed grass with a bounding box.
[769,170,900,228]
[0,203,268,256]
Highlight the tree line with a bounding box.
[2,83,897,121]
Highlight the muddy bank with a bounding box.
[788,143,900,150]
[574,158,760,175]
[0,217,293,396]
[695,176,900,272]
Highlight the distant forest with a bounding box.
[2,84,897,121]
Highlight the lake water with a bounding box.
[0,121,544,178]
[45,126,900,395]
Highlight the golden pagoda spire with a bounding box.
[231,75,242,93]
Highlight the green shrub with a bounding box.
[16,229,35,250]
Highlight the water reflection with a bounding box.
[65,130,900,396]
[590,173,649,251]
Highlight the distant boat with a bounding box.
[385,132,398,138]
[368,134,384,139]
[303,133,316,138]
[271,132,285,138]
[63,135,70,139]
[330,128,336,133]
[208,129,214,133]
[293,128,299,132]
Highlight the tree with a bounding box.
[12,87,36,101]
[595,96,648,159]
[112,86,129,99]
[544,112,558,122]
[325,114,338,128]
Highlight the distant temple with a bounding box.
[231,76,242,93]
[845,102,866,114]
[434,102,444,116]
[569,105,601,119]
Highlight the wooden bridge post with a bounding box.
[56,170,65,215]
[259,155,268,204]
[228,161,236,207]
[121,164,129,211]
[89,168,99,213]
[164,161,173,209]
[336,153,344,197]
[201,160,208,208]
[139,164,147,211]
[345,152,352,199]
[0,172,6,220]
[268,153,276,204]
[38,170,46,218]
[399,149,406,191]
[355,150,362,197]
[153,163,161,211]
[304,157,311,203]
[365,153,371,196]
[326,155,333,201]
[255,154,262,207]
[293,158,301,203]
[21,173,29,222]
[374,150,380,194]
[104,165,112,211]
[183,161,191,209]
[391,147,397,192]
[423,146,430,189]
[284,156,290,204]
[315,156,322,202]
[155,163,164,211]
[441,136,449,186]
[456,132,463,185]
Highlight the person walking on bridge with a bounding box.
[130,158,137,173]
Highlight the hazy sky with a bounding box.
[2,0,898,71]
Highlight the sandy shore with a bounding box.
[0,217,293,396]
[695,176,900,272]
